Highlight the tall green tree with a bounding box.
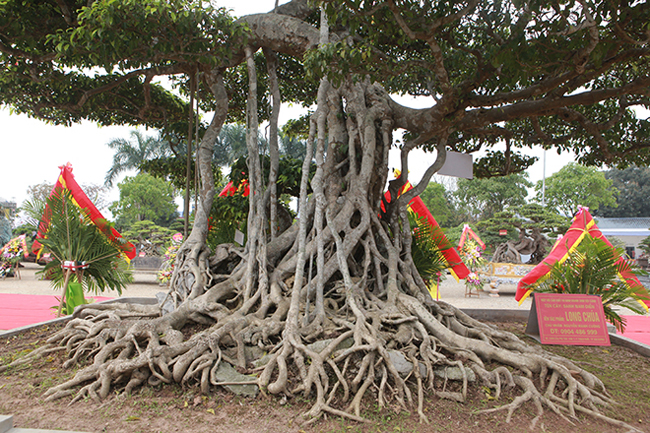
[104,129,172,187]
[536,163,618,217]
[212,123,248,167]
[4,0,650,428]
[596,166,650,217]
[109,173,177,230]
[419,182,455,228]
[453,174,532,223]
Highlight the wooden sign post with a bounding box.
[525,293,611,346]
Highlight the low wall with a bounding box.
[479,262,535,286]
[131,256,163,270]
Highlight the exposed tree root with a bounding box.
[1,286,641,432]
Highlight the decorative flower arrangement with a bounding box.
[459,239,485,294]
[0,235,28,277]
[157,233,183,285]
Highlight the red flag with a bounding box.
[33,163,136,260]
[458,224,486,250]
[218,180,250,197]
[516,207,649,309]
[382,181,469,280]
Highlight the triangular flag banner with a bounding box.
[516,207,649,310]
[33,163,136,260]
[218,180,250,197]
[458,224,485,250]
[381,178,469,281]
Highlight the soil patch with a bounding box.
[1,322,649,433]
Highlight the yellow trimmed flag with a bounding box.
[516,207,649,310]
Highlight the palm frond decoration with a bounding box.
[533,235,649,332]
[408,212,450,283]
[38,188,133,315]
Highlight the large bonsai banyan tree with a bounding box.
[2,0,650,429]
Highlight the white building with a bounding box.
[594,217,650,259]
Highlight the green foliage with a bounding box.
[109,173,178,230]
[639,236,650,257]
[229,155,313,198]
[536,163,618,217]
[443,223,482,250]
[597,166,650,218]
[407,212,450,283]
[531,235,650,332]
[418,182,454,228]
[453,174,532,223]
[311,1,650,173]
[207,195,249,249]
[477,204,570,253]
[38,188,133,295]
[212,123,249,168]
[104,129,171,187]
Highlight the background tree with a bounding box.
[596,166,650,217]
[109,173,178,230]
[121,220,177,257]
[279,130,308,160]
[212,123,249,167]
[536,163,618,217]
[104,129,172,187]
[452,174,532,223]
[419,181,455,228]
[3,0,650,428]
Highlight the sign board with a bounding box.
[437,151,473,179]
[234,229,245,246]
[525,293,610,346]
[499,229,508,236]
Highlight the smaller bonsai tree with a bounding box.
[531,235,649,332]
[38,188,133,316]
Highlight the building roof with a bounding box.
[594,217,650,230]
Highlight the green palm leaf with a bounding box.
[38,188,133,296]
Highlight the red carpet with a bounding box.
[621,315,650,346]
[0,293,113,330]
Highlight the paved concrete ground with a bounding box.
[3,263,529,308]
[3,262,644,314]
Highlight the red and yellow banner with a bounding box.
[381,178,469,281]
[33,163,136,260]
[218,180,250,197]
[516,207,649,309]
[458,224,485,250]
